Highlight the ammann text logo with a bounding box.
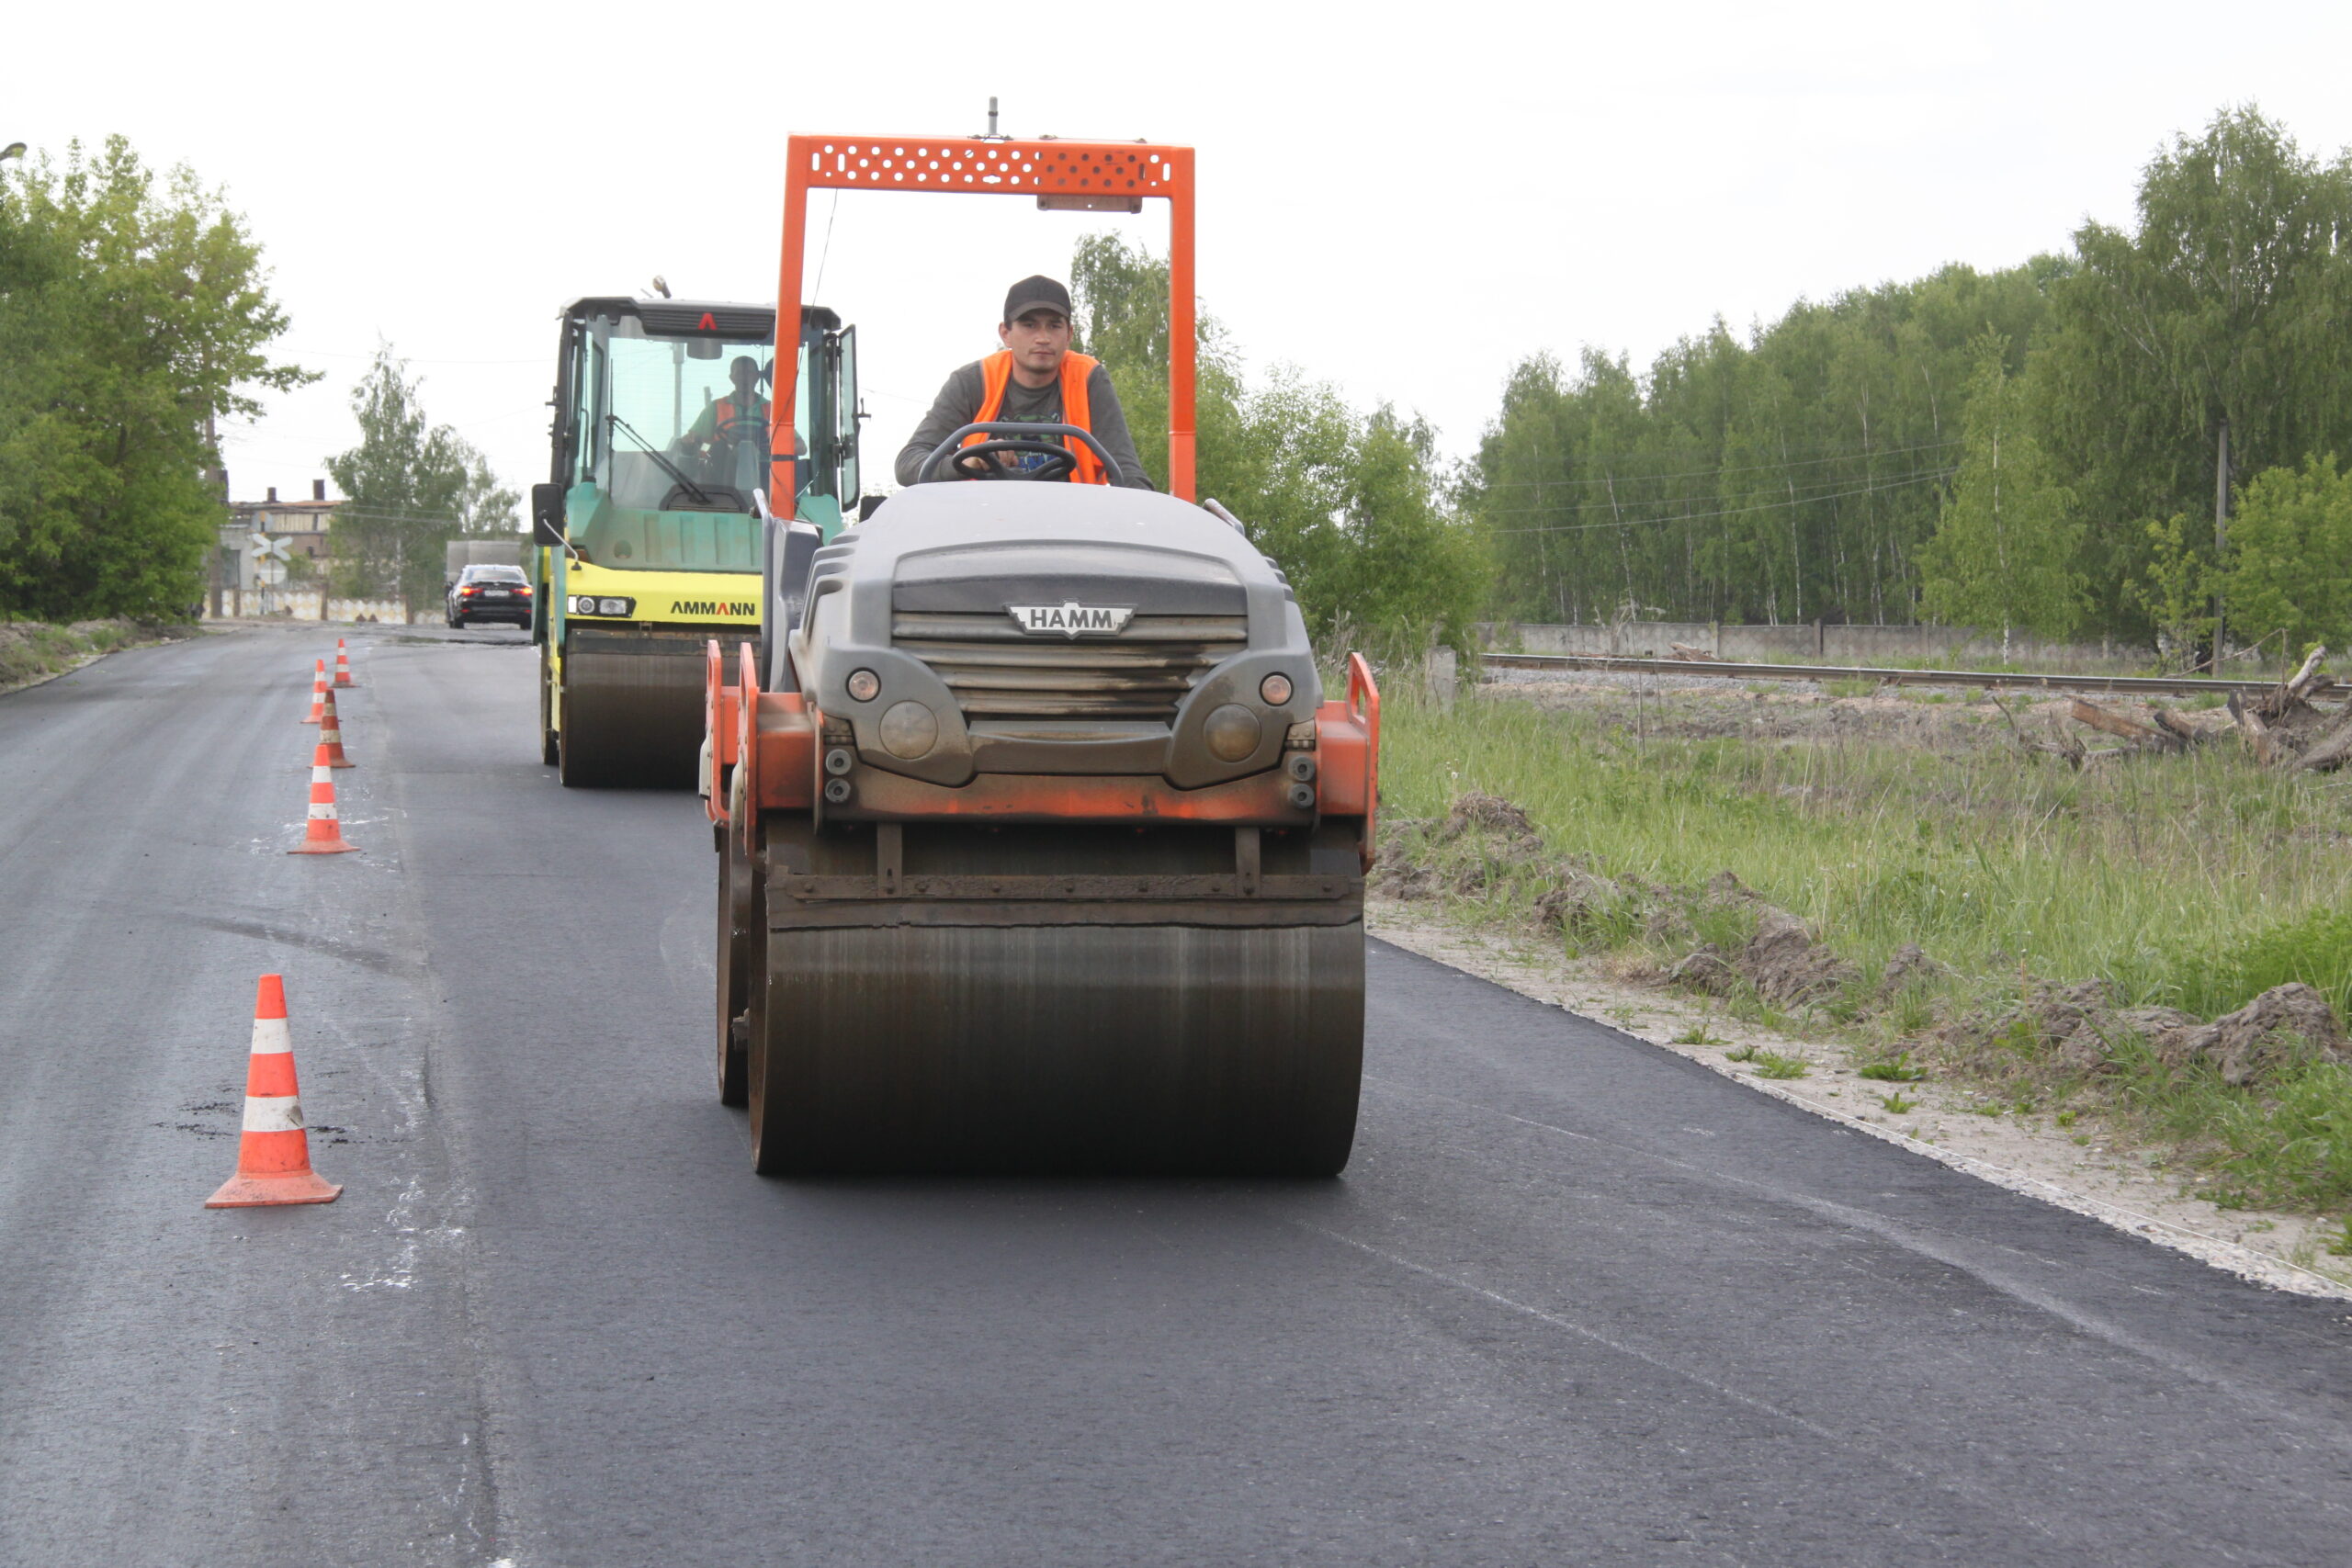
[673,601,756,616]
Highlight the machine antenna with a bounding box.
[985,96,1001,139]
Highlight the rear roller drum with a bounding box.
[747,920,1363,1177]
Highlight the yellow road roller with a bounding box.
[529,296,861,786]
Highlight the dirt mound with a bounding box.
[1665,901,1859,1005]
[1666,945,1740,995]
[1440,791,1542,847]
[2019,979,2347,1087]
[1744,908,1861,1004]
[1877,942,1953,1000]
[1532,867,1643,938]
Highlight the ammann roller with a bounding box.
[705,132,1380,1175]
[527,297,863,787]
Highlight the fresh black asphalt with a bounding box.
[1,625,2346,1566]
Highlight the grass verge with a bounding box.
[0,619,179,692]
[1373,680,2352,1217]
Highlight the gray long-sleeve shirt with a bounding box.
[894,359,1156,491]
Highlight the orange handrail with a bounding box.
[1347,653,1381,868]
[770,134,1198,507]
[736,641,762,836]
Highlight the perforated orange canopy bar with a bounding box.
[770,134,1197,508]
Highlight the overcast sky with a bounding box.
[15,1,2352,512]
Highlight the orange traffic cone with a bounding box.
[317,687,353,768]
[288,739,358,854]
[300,659,328,724]
[206,975,342,1208]
[333,637,357,688]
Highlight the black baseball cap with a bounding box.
[1002,276,1073,324]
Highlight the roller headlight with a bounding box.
[878,700,939,760]
[1203,704,1262,762]
[596,596,633,616]
[1260,672,1294,705]
[845,668,881,703]
[568,594,633,616]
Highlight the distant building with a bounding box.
[217,479,341,596]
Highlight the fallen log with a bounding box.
[2151,707,2208,745]
[2229,692,2281,766]
[2068,697,2175,750]
[2295,705,2352,773]
[2259,645,2330,719]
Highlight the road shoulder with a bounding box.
[1367,897,2352,1302]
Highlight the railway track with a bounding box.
[1479,650,2334,701]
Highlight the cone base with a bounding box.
[288,839,357,855]
[334,679,358,689]
[300,716,322,725]
[325,757,355,768]
[205,1170,342,1207]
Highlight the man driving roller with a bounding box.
[680,355,769,459]
[895,276,1155,490]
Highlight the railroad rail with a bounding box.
[1479,651,2338,702]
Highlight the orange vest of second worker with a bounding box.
[966,351,1108,485]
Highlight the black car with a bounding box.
[447,564,533,628]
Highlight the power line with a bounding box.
[1476,454,1960,515]
[1472,436,1961,492]
[1478,467,1957,536]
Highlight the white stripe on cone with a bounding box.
[242,1094,305,1133]
[250,1016,291,1055]
[311,766,333,784]
[308,804,337,820]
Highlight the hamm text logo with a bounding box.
[1009,603,1135,637]
[673,601,756,616]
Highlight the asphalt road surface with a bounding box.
[3,625,2348,1568]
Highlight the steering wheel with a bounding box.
[713,415,767,443]
[947,439,1080,482]
[917,422,1125,486]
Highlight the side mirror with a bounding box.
[531,482,566,547]
[858,493,886,521]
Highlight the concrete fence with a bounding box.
[205,589,414,623]
[1481,622,2132,669]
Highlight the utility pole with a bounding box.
[2212,416,2230,669]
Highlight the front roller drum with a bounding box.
[748,922,1363,1176]
[558,638,708,788]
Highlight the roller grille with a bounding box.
[892,611,1247,719]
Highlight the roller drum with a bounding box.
[749,920,1363,1176]
[558,631,710,788]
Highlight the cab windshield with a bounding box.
[604,321,780,505]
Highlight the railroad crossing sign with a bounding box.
[246,533,290,587]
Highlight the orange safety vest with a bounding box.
[967,350,1108,485]
[710,395,766,435]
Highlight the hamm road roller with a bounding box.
[705,132,1381,1175]
[528,296,862,786]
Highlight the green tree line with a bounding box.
[1468,105,2352,656]
[0,138,308,619]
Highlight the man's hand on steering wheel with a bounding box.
[947,438,1080,482]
